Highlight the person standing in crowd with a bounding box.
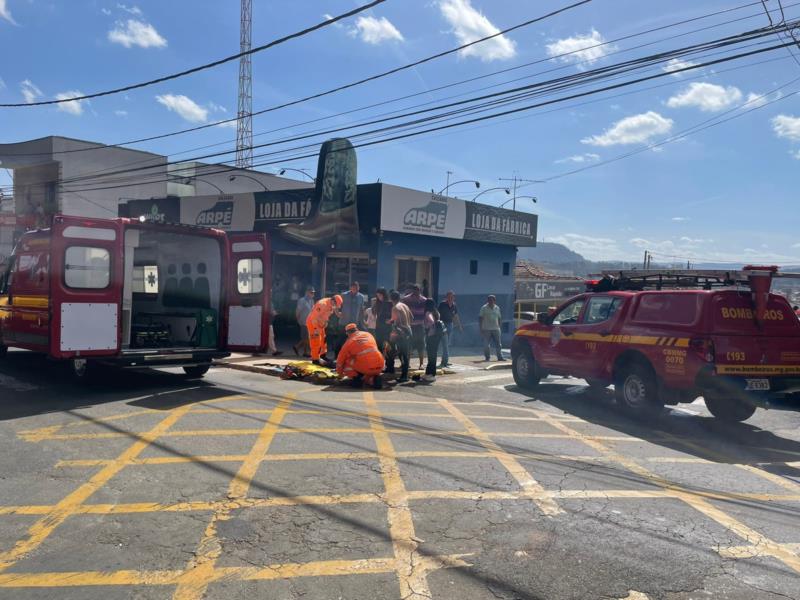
[402,283,427,370]
[387,290,412,383]
[437,290,462,368]
[293,286,315,357]
[423,299,443,382]
[479,294,505,362]
[268,302,282,356]
[364,297,378,336]
[373,287,393,354]
[336,323,385,389]
[306,294,343,365]
[338,281,366,352]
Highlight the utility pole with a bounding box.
[499,175,544,211]
[235,0,253,168]
[445,171,453,195]
[643,250,650,270]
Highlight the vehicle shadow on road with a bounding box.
[508,380,800,476]
[0,351,227,420]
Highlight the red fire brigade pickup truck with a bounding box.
[0,215,272,378]
[511,267,800,422]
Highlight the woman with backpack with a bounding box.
[423,298,444,382]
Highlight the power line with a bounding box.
[0,0,388,108]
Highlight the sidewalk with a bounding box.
[215,343,512,377]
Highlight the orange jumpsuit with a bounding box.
[336,331,385,380]
[306,297,336,361]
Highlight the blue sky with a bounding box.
[1,0,799,263]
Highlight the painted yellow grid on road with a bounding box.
[1,385,799,597]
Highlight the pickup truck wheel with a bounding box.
[183,365,210,378]
[512,347,540,389]
[704,395,756,423]
[615,363,663,418]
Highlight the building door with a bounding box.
[271,252,313,317]
[395,256,432,296]
[324,253,369,296]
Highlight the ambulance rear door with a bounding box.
[225,232,270,352]
[49,215,124,359]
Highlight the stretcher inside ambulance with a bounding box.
[0,215,271,378]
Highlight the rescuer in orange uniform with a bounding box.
[336,323,385,389]
[306,294,343,365]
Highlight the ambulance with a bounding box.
[0,215,271,379]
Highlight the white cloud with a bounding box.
[791,149,800,160]
[439,0,516,62]
[581,111,673,146]
[108,19,166,48]
[114,109,128,117]
[207,102,227,113]
[0,0,17,25]
[101,7,112,16]
[666,82,742,112]
[671,217,689,222]
[55,90,86,116]
[117,3,142,15]
[772,114,800,141]
[323,13,344,29]
[554,152,600,164]
[349,15,403,44]
[546,29,615,68]
[155,94,208,123]
[546,233,624,261]
[662,58,698,77]
[20,79,42,104]
[745,91,782,108]
[216,119,238,129]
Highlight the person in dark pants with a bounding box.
[373,287,393,355]
[386,290,412,383]
[437,290,462,367]
[402,283,427,370]
[423,299,443,382]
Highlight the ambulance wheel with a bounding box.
[704,395,756,423]
[615,363,662,418]
[183,365,210,379]
[512,347,540,389]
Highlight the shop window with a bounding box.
[502,262,510,276]
[325,255,369,296]
[132,265,159,295]
[237,258,264,294]
[469,260,478,275]
[65,246,110,289]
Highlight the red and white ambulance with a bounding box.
[0,215,271,378]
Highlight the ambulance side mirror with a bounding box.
[537,312,552,325]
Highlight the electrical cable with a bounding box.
[0,0,389,108]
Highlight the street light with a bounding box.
[438,180,480,196]
[279,167,315,182]
[229,174,269,191]
[471,187,510,202]
[181,177,224,194]
[500,195,537,209]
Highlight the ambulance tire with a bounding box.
[512,347,540,390]
[704,395,756,423]
[615,362,663,419]
[183,365,210,379]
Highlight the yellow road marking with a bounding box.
[438,399,561,516]
[0,400,197,572]
[173,393,295,600]
[364,390,435,600]
[718,542,800,559]
[532,410,800,575]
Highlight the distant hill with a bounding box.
[517,242,585,264]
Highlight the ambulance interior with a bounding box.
[122,229,223,349]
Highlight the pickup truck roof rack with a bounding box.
[589,267,800,292]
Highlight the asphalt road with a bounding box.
[1,351,799,600]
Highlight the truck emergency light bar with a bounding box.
[588,266,800,292]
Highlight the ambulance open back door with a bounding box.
[226,233,270,352]
[49,215,124,361]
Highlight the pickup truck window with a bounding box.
[583,296,623,324]
[552,299,585,325]
[632,293,701,325]
[65,246,110,289]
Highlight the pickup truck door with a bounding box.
[569,295,625,378]
[226,233,271,352]
[536,296,587,372]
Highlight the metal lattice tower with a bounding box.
[235,0,253,168]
